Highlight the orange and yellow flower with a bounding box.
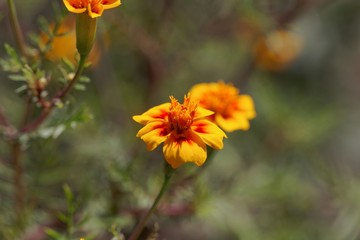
[63,0,121,18]
[252,30,302,71]
[189,81,256,132]
[133,95,226,168]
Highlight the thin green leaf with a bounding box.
[63,184,74,204]
[44,228,62,239]
[56,212,68,224]
[8,74,26,81]
[74,84,86,91]
[79,76,91,83]
[15,85,28,94]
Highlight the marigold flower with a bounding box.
[63,0,121,18]
[189,81,256,132]
[133,95,227,169]
[252,30,302,71]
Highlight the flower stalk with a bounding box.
[21,53,88,133]
[7,0,27,56]
[57,53,88,100]
[0,107,10,128]
[76,13,97,57]
[11,140,25,227]
[128,163,174,240]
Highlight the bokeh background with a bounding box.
[1,0,360,239]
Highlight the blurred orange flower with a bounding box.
[133,95,226,168]
[190,81,256,132]
[63,0,121,18]
[253,30,302,71]
[39,17,100,64]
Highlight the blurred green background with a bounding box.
[1,0,360,239]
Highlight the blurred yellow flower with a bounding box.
[190,81,256,132]
[39,17,100,64]
[133,95,226,168]
[253,30,302,71]
[63,0,121,18]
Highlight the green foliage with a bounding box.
[0,43,24,72]
[33,105,93,139]
[1,0,360,239]
[45,184,91,240]
[109,225,125,240]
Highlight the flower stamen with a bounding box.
[168,95,197,135]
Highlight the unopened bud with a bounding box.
[67,72,75,81]
[37,77,47,90]
[76,13,97,57]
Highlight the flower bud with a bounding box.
[76,13,97,57]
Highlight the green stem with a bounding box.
[128,163,174,240]
[56,54,88,100]
[7,0,27,56]
[21,54,88,133]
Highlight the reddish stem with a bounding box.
[0,108,10,127]
[11,140,25,222]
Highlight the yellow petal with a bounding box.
[213,95,255,132]
[237,95,256,119]
[194,106,214,120]
[141,130,168,151]
[191,119,226,150]
[133,103,170,125]
[102,0,121,9]
[63,0,87,13]
[163,131,207,168]
[136,121,168,151]
[136,120,166,137]
[189,83,210,98]
[216,114,250,132]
